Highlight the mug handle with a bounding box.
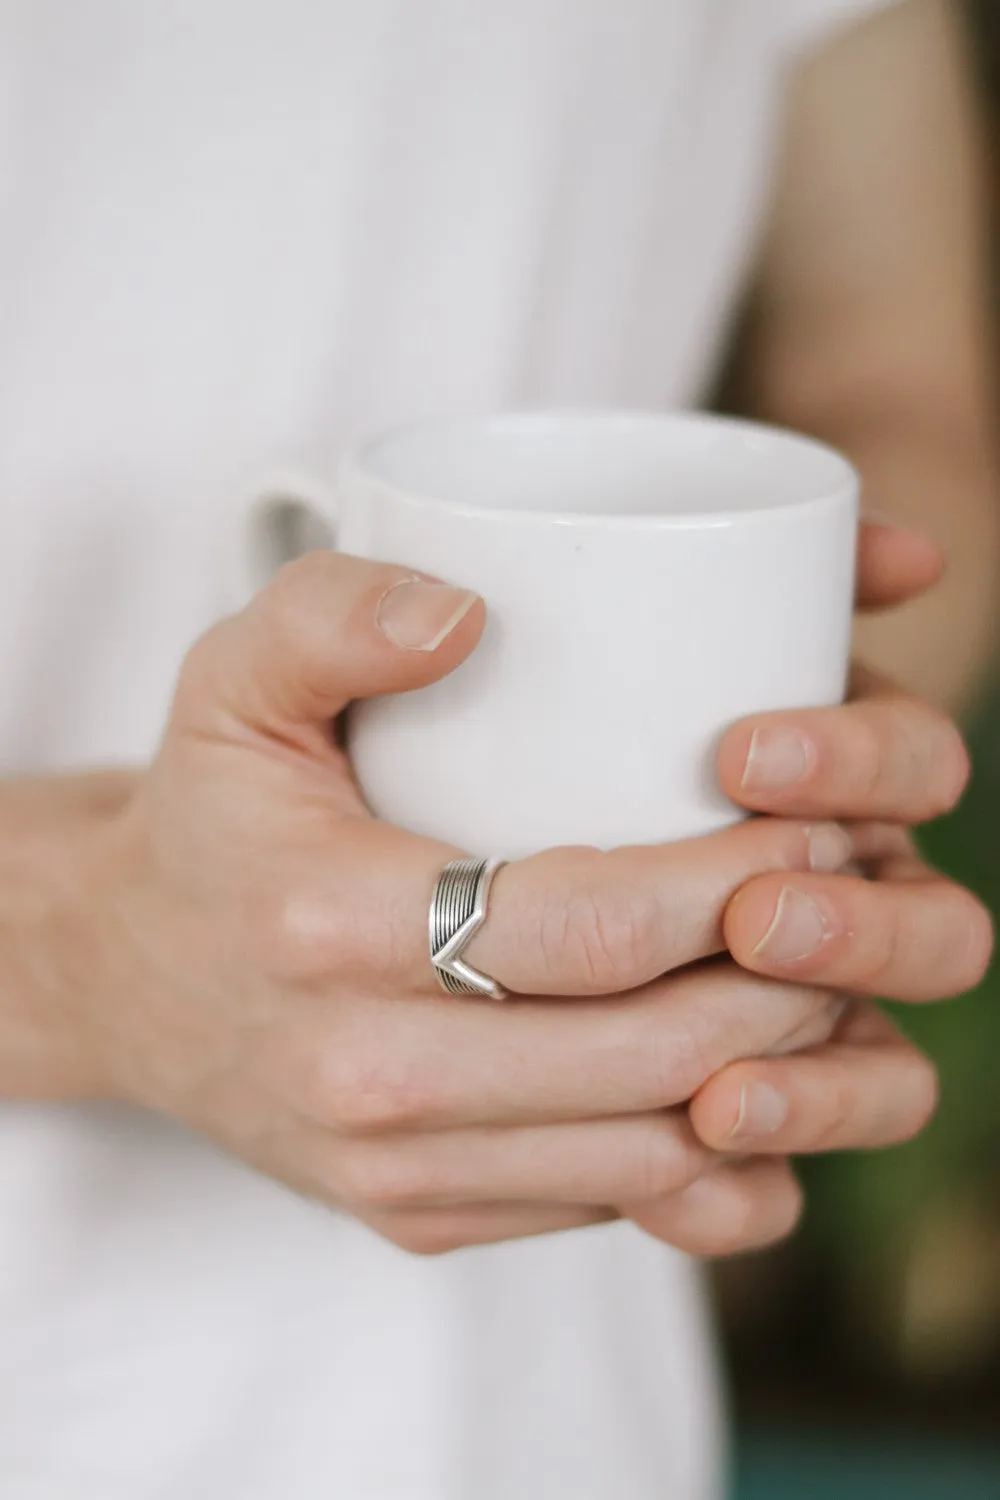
[243,471,338,598]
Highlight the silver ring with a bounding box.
[429,857,508,1000]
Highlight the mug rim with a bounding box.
[340,408,858,530]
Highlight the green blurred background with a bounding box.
[727,3,1000,1494]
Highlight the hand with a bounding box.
[687,522,993,1160]
[46,551,862,1259]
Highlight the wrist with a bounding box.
[0,774,140,1101]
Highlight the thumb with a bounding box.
[174,550,484,741]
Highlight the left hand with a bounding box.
[687,521,994,1159]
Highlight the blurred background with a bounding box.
[727,4,1000,1494]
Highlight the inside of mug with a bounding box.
[361,411,855,519]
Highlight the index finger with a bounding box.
[318,815,852,998]
[469,819,852,996]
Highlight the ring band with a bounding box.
[429,857,508,1000]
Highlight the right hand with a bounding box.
[51,553,868,1256]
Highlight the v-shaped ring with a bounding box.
[430,857,508,1000]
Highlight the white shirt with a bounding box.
[0,3,890,1496]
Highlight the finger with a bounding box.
[173,549,485,746]
[847,820,926,878]
[288,812,852,1001]
[689,1004,938,1155]
[625,1158,803,1258]
[290,966,845,1132]
[358,1201,616,1255]
[717,679,969,825]
[467,818,857,997]
[725,869,994,1001]
[306,1111,710,1210]
[855,519,944,610]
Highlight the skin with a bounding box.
[2,0,996,1261]
[731,0,1000,711]
[679,0,1000,1184]
[2,532,989,1261]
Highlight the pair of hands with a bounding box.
[52,523,989,1258]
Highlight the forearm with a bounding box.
[0,771,137,1099]
[734,0,1000,713]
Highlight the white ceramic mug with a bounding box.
[333,411,858,857]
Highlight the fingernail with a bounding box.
[806,823,853,873]
[731,1082,789,1141]
[377,580,478,651]
[753,887,833,965]
[742,728,815,793]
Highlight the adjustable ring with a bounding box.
[429,857,508,1000]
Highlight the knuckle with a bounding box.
[265,553,330,631]
[389,1217,463,1257]
[552,871,660,990]
[808,1074,856,1153]
[631,1125,697,1201]
[172,622,229,721]
[314,1045,433,1136]
[329,1073,428,1136]
[261,562,312,648]
[638,1000,717,1104]
[258,555,338,682]
[866,699,968,822]
[922,714,971,820]
[770,989,846,1055]
[337,1145,428,1210]
[857,905,904,993]
[251,880,369,986]
[734,817,806,874]
[866,890,993,1002]
[849,713,887,806]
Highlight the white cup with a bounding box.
[335,411,858,857]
